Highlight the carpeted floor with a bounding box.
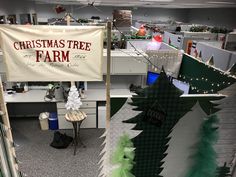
[10,117,105,177]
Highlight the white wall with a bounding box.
[131,8,189,22]
[0,0,189,23]
[0,0,36,23]
[188,8,236,29]
[0,0,235,29]
[38,6,189,24]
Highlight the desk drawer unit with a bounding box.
[57,101,97,129]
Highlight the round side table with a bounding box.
[65,111,87,155]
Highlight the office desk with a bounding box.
[57,89,135,129]
[4,89,135,129]
[5,90,57,118]
[4,89,134,102]
[4,90,54,103]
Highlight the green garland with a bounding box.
[185,114,219,177]
[111,134,135,177]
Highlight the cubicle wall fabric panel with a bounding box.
[192,42,232,71]
[178,54,236,94]
[163,31,182,49]
[0,25,104,81]
[146,50,182,78]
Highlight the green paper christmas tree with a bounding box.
[124,69,199,177]
[185,114,219,177]
[123,68,223,177]
[111,134,135,177]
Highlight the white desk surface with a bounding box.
[84,89,135,101]
[4,90,54,103]
[5,88,222,103]
[4,89,135,103]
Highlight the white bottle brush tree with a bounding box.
[65,85,82,113]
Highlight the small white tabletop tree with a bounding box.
[65,85,82,113]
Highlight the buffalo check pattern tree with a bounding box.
[124,68,223,177]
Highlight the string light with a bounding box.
[179,73,234,93]
[117,48,179,76]
[179,74,232,86]
[113,24,236,92]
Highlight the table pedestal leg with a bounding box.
[78,121,86,148]
[72,121,86,155]
[72,122,78,155]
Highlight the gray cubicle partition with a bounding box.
[182,31,217,40]
[163,31,182,49]
[163,31,217,50]
[126,40,176,52]
[160,42,177,50]
[191,42,234,71]
[126,39,151,51]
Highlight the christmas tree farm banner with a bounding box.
[0,25,104,81]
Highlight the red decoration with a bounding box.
[137,26,146,36]
[153,35,162,42]
[55,5,66,14]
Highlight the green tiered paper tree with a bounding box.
[124,69,199,177]
[123,68,222,177]
[185,114,219,177]
[111,134,135,177]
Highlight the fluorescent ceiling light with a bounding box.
[181,3,206,6]
[207,1,236,4]
[140,0,174,2]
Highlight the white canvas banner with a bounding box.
[0,25,104,81]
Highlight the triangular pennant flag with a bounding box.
[206,55,214,66]
[161,66,165,73]
[198,51,202,60]
[194,49,198,58]
[168,37,171,45]
[227,63,236,76]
